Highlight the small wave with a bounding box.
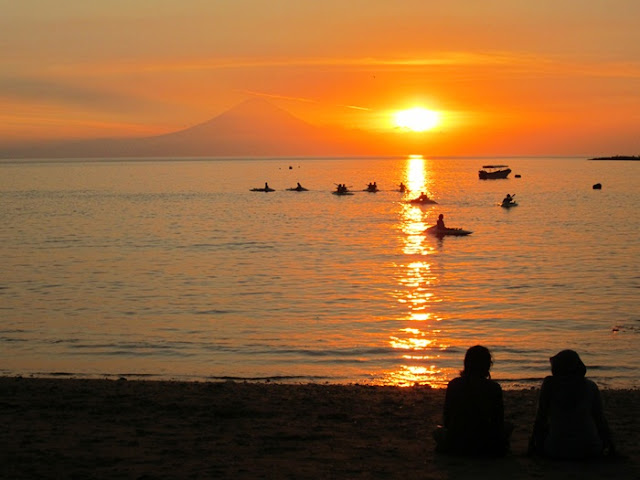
[206,374,337,383]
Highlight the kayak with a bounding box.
[408,198,438,205]
[424,225,472,236]
[250,187,275,192]
[286,186,308,191]
[501,201,518,208]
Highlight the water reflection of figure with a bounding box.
[529,350,615,459]
[434,345,512,456]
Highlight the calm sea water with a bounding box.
[1,156,638,388]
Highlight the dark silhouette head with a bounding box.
[461,345,493,378]
[550,349,586,377]
[438,214,444,219]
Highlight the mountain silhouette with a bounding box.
[1,99,363,158]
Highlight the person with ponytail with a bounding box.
[434,345,511,456]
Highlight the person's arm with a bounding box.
[492,384,505,432]
[443,383,453,428]
[591,383,615,455]
[531,377,552,452]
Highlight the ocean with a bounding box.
[1,156,638,388]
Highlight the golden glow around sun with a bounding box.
[394,108,441,132]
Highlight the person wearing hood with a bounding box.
[529,350,615,459]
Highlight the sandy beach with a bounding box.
[0,377,637,479]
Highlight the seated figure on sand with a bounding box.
[434,345,512,456]
[529,349,615,459]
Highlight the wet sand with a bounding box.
[1,377,637,479]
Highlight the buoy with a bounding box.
[515,174,521,178]
[593,183,602,189]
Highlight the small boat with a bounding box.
[364,183,379,193]
[500,194,517,208]
[286,184,308,192]
[407,192,437,205]
[333,184,353,195]
[251,183,275,192]
[479,165,511,179]
[424,225,472,236]
[408,197,438,205]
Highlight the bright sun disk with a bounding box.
[394,108,440,132]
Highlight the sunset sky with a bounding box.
[2,1,640,155]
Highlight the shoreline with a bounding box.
[1,377,637,479]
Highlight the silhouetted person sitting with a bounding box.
[529,350,615,460]
[434,345,511,456]
[436,214,445,230]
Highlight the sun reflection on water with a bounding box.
[385,155,449,387]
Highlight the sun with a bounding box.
[394,108,441,132]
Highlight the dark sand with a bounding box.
[1,377,637,479]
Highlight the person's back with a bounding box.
[435,345,510,456]
[531,350,614,460]
[443,375,506,455]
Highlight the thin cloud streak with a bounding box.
[36,52,640,81]
[240,90,371,112]
[240,90,318,104]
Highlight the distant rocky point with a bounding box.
[590,155,640,161]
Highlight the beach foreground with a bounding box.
[1,378,638,479]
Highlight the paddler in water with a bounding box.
[437,213,446,230]
[502,193,513,204]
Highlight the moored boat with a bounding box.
[479,165,511,179]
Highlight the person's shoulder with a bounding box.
[447,376,464,387]
[538,375,555,384]
[584,378,600,391]
[538,375,555,390]
[487,378,503,392]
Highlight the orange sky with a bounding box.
[2,1,640,156]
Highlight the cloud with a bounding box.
[0,75,165,113]
[39,51,640,82]
[239,89,372,112]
